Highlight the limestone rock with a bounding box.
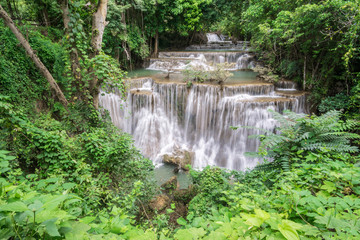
[174,185,198,204]
[163,149,194,171]
[161,176,179,193]
[149,194,170,211]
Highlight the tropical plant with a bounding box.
[245,110,360,171]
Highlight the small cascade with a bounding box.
[148,51,255,71]
[275,80,298,91]
[206,33,224,42]
[100,78,307,171]
[187,33,250,50]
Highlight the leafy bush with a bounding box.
[0,96,156,214]
[179,152,360,240]
[251,110,359,171]
[0,175,157,239]
[318,93,350,113]
[182,63,234,87]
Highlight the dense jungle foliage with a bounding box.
[0,0,359,239]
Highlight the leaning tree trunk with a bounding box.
[0,4,68,107]
[90,0,108,109]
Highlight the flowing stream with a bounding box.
[100,39,307,173]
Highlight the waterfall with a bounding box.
[100,78,307,171]
[101,35,307,171]
[206,33,222,42]
[148,51,255,71]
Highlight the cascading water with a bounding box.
[101,36,307,171]
[206,33,222,42]
[186,33,250,50]
[100,76,307,171]
[147,51,255,71]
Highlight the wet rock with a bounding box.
[163,149,194,171]
[161,176,179,193]
[149,194,171,211]
[174,185,198,204]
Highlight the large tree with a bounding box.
[59,0,115,109]
[0,4,69,107]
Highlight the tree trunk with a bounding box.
[90,0,109,109]
[42,7,50,27]
[0,5,68,107]
[59,0,70,29]
[120,11,130,61]
[303,55,307,90]
[91,0,108,55]
[58,0,82,99]
[154,30,159,58]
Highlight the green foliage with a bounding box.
[214,0,360,114]
[188,167,231,215]
[318,93,350,113]
[0,96,156,214]
[0,22,67,112]
[180,152,360,239]
[249,110,360,171]
[183,63,234,86]
[0,176,158,239]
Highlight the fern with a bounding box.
[248,110,360,171]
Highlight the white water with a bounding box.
[100,77,307,171]
[206,33,222,42]
[148,52,255,71]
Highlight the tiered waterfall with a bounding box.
[100,35,307,171]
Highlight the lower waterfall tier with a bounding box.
[100,77,307,171]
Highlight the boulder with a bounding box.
[161,176,179,193]
[174,185,198,204]
[149,194,171,211]
[163,149,194,171]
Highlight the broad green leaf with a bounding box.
[278,221,299,240]
[254,208,270,221]
[43,219,60,237]
[191,217,203,227]
[321,181,336,193]
[36,209,68,223]
[130,230,156,240]
[174,228,206,240]
[203,231,227,240]
[0,201,28,212]
[177,217,187,226]
[0,228,14,239]
[28,200,43,212]
[65,222,91,239]
[80,216,96,224]
[301,225,321,237]
[42,195,68,210]
[63,183,76,190]
[242,213,263,227]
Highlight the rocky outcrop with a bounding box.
[163,149,194,171]
[161,176,180,193]
[253,65,279,83]
[149,194,171,211]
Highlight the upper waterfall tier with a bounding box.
[100,77,307,171]
[147,51,255,71]
[186,41,250,50]
[184,33,251,50]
